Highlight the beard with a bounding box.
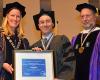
[83,22,95,30]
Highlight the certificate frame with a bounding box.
[13,50,54,80]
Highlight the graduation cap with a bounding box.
[33,9,55,30]
[3,2,26,17]
[76,3,97,13]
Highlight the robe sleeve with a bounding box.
[89,32,100,80]
[71,36,77,46]
[0,33,5,71]
[60,35,76,80]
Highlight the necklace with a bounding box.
[6,36,21,49]
[79,27,95,54]
[41,33,54,50]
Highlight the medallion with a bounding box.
[79,47,84,54]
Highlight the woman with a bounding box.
[0,2,29,80]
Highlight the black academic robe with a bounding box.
[73,30,100,80]
[0,33,4,72]
[0,34,29,80]
[31,35,75,80]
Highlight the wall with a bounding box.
[51,0,88,40]
[3,0,41,45]
[3,0,88,45]
[0,0,3,26]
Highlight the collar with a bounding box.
[42,32,53,40]
[81,27,100,34]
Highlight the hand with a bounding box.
[3,63,14,74]
[32,47,43,51]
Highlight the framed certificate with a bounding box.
[13,50,54,80]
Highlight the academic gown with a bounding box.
[0,34,29,80]
[31,35,75,80]
[71,27,100,80]
[0,33,4,72]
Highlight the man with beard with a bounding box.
[71,3,100,80]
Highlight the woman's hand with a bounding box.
[32,47,43,51]
[3,63,14,74]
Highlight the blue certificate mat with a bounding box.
[22,59,46,77]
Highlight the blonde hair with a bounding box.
[2,16,25,38]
